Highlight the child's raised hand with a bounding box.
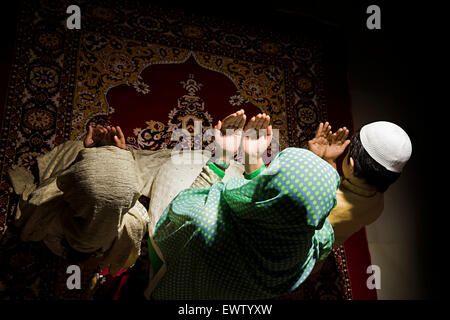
[214,109,246,161]
[242,113,272,161]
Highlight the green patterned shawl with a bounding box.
[149,147,340,299]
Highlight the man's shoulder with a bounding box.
[338,186,384,222]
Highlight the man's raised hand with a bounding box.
[308,122,332,158]
[324,127,350,161]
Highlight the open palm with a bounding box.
[84,125,108,148]
[84,124,127,150]
[308,122,332,158]
[242,113,272,161]
[324,127,350,161]
[214,109,246,160]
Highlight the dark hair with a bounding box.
[348,132,401,193]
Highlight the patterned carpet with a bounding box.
[0,0,352,299]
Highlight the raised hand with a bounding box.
[84,125,108,148]
[214,109,246,161]
[324,127,350,161]
[308,122,332,158]
[109,126,127,150]
[242,113,272,165]
[83,124,127,150]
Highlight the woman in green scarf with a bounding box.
[144,111,340,300]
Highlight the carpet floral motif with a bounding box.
[0,0,351,300]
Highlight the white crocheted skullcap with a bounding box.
[360,121,412,173]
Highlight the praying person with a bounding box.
[307,121,412,246]
[144,112,341,299]
[7,127,146,274]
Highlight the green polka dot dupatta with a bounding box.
[149,148,340,299]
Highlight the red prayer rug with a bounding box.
[0,0,373,300]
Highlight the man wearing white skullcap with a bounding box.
[359,121,412,173]
[308,121,412,246]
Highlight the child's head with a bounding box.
[341,121,412,193]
